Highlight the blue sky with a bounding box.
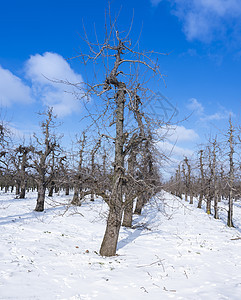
[1,0,241,164]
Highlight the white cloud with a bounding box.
[186,98,233,125]
[150,0,162,6]
[200,110,233,122]
[160,124,199,143]
[158,140,194,158]
[25,52,84,117]
[157,125,198,168]
[168,125,199,142]
[0,66,33,107]
[187,98,204,115]
[152,0,241,42]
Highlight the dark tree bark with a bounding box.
[100,79,125,256]
[71,132,86,206]
[15,182,20,195]
[99,205,124,256]
[184,157,193,204]
[122,148,136,227]
[227,118,234,227]
[35,183,46,212]
[198,150,204,209]
[34,108,60,212]
[212,139,219,219]
[90,139,101,202]
[206,147,213,215]
[65,184,70,195]
[48,182,55,197]
[182,163,188,202]
[134,193,145,215]
[19,146,31,199]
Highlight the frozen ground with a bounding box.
[0,190,241,300]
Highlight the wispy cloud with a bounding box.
[160,125,199,143]
[158,140,194,159]
[0,66,34,107]
[150,0,163,6]
[187,98,204,115]
[186,98,233,123]
[199,109,233,122]
[151,0,241,42]
[25,52,84,117]
[157,125,198,172]
[169,125,199,142]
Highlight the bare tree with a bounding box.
[184,157,193,204]
[16,145,32,199]
[0,118,12,190]
[71,132,86,206]
[212,139,219,219]
[48,151,56,197]
[182,162,188,202]
[69,18,166,256]
[90,138,101,202]
[32,108,61,212]
[227,117,234,227]
[175,164,182,199]
[122,134,141,227]
[197,150,205,208]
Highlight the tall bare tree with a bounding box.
[69,19,166,256]
[32,108,61,212]
[71,132,86,206]
[90,138,101,202]
[227,117,234,227]
[184,157,193,204]
[16,145,32,199]
[197,150,205,209]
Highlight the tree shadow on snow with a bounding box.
[117,208,163,250]
[0,205,67,226]
[117,226,163,250]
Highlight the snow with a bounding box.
[1,190,241,299]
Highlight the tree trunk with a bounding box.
[206,178,212,215]
[15,183,20,195]
[206,197,211,215]
[48,180,55,197]
[228,195,234,227]
[122,146,137,228]
[35,184,46,212]
[213,141,219,219]
[227,118,234,227]
[90,139,101,202]
[190,190,193,204]
[122,195,134,227]
[99,80,125,256]
[71,186,81,206]
[99,205,123,256]
[184,158,192,204]
[206,146,213,215]
[134,193,145,215]
[198,150,204,209]
[214,192,219,219]
[197,194,203,209]
[65,185,70,196]
[19,180,26,199]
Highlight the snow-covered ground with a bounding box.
[1,190,241,300]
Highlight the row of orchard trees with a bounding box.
[168,118,239,227]
[0,19,168,256]
[0,108,162,211]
